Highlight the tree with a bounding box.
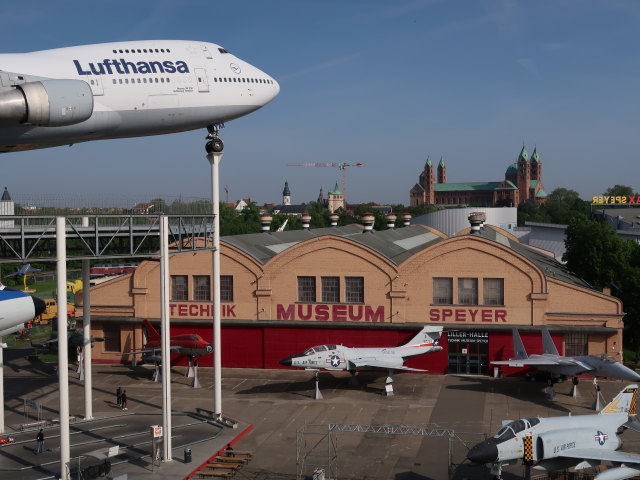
[604,185,636,197]
[563,215,640,359]
[562,215,626,289]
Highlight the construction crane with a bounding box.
[286,162,364,204]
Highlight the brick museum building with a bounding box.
[75,214,623,377]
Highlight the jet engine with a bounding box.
[0,79,93,126]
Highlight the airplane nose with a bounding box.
[279,357,292,367]
[467,441,498,464]
[32,296,46,317]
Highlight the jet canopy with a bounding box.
[494,418,540,440]
[595,353,618,363]
[303,345,337,355]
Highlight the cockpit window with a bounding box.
[596,354,617,363]
[527,417,540,427]
[494,426,515,441]
[218,48,230,54]
[304,345,331,355]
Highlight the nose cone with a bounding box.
[467,440,499,464]
[279,356,292,367]
[205,344,213,354]
[32,295,46,318]
[614,363,640,381]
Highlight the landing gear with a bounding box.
[205,123,225,153]
[385,369,395,396]
[313,370,323,400]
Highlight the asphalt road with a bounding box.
[1,347,638,480]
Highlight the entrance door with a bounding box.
[447,332,489,375]
[195,68,209,92]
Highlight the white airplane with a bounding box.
[0,283,45,338]
[467,384,640,480]
[279,326,443,395]
[0,40,279,153]
[492,326,640,383]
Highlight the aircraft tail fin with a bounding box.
[142,320,160,344]
[541,326,559,355]
[512,328,528,360]
[402,326,443,347]
[600,384,638,415]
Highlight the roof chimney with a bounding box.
[361,213,375,233]
[386,213,397,229]
[468,212,486,234]
[301,213,311,230]
[402,212,412,227]
[329,213,339,227]
[260,214,272,233]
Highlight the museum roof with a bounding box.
[222,224,445,265]
[474,226,592,289]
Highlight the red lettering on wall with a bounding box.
[170,304,177,316]
[348,305,363,321]
[333,305,347,321]
[178,305,188,316]
[199,305,210,317]
[277,304,295,320]
[365,306,385,323]
[427,307,508,323]
[274,304,386,322]
[315,305,329,321]
[189,305,199,316]
[298,304,313,320]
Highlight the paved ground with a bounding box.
[1,347,639,480]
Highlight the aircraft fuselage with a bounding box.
[0,40,279,152]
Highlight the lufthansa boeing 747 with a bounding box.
[0,40,279,153]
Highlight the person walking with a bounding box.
[116,386,122,407]
[121,390,128,411]
[35,429,44,454]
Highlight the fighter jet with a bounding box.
[467,384,640,480]
[129,320,212,387]
[492,326,640,383]
[279,326,443,395]
[129,319,212,365]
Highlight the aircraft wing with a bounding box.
[129,346,182,355]
[349,358,427,372]
[492,359,562,366]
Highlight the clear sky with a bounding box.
[2,1,639,207]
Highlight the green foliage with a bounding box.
[563,216,640,356]
[517,188,590,226]
[604,185,636,197]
